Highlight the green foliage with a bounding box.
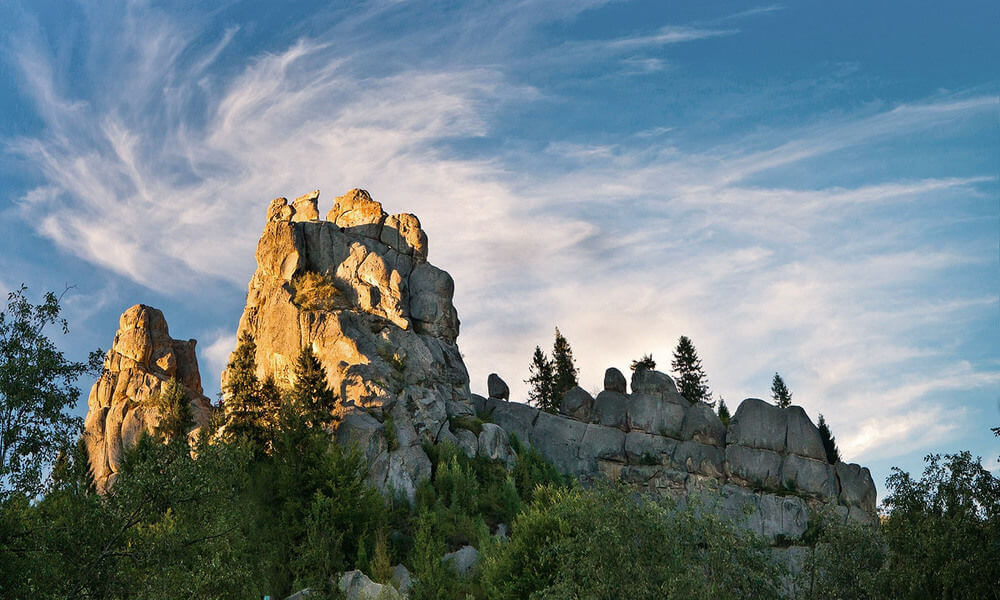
[450,414,484,436]
[671,335,713,406]
[509,436,564,502]
[550,327,579,404]
[796,508,886,600]
[151,377,193,440]
[525,345,556,413]
[288,344,336,427]
[771,372,792,408]
[292,271,345,311]
[817,413,840,464]
[717,397,731,428]
[0,285,102,496]
[630,353,656,371]
[878,451,1000,600]
[222,332,280,448]
[482,484,784,600]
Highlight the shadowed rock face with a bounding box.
[224,189,471,500]
[84,305,213,493]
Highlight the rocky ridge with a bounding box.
[83,188,877,553]
[84,304,213,493]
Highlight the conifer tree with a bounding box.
[288,345,335,427]
[630,354,656,372]
[526,346,556,413]
[153,378,192,440]
[551,327,579,404]
[717,398,731,428]
[817,414,840,464]
[223,332,269,444]
[771,372,792,408]
[671,335,712,405]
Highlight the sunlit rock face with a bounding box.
[223,189,471,500]
[84,305,213,493]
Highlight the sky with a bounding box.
[0,0,997,502]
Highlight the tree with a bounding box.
[717,398,731,428]
[817,414,840,464]
[525,346,556,413]
[770,372,792,408]
[630,354,656,372]
[152,378,193,440]
[550,328,578,404]
[222,332,278,447]
[0,285,101,497]
[671,335,712,405]
[287,345,335,427]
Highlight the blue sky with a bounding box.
[1,0,997,501]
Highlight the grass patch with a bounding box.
[291,271,344,311]
[450,415,484,436]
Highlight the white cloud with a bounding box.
[201,330,238,396]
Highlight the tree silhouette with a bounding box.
[771,373,792,408]
[671,336,712,405]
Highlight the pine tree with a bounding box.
[771,373,792,408]
[630,354,656,372]
[717,398,731,428]
[671,335,712,405]
[223,332,269,444]
[153,378,193,440]
[288,345,335,427]
[526,346,556,413]
[817,414,840,464]
[551,327,579,404]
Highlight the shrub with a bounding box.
[292,271,344,311]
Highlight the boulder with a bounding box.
[327,188,387,239]
[603,367,627,393]
[579,424,626,469]
[592,390,630,430]
[487,373,509,400]
[725,444,783,490]
[624,431,677,465]
[391,564,413,595]
[785,406,827,461]
[477,423,514,465]
[487,401,538,448]
[780,454,838,499]
[339,570,400,600]
[680,402,726,446]
[291,190,320,221]
[627,393,685,438]
[267,197,294,222]
[757,493,810,542]
[454,429,479,458]
[531,410,588,474]
[559,386,594,421]
[630,369,685,404]
[382,213,428,262]
[442,545,480,578]
[835,461,877,513]
[673,440,725,478]
[727,398,787,453]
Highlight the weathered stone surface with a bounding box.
[785,406,827,461]
[484,399,538,447]
[627,393,685,437]
[592,390,629,429]
[727,398,787,453]
[442,545,480,578]
[392,564,413,595]
[725,444,783,489]
[630,369,685,403]
[382,213,428,262]
[681,402,726,446]
[603,367,627,393]
[559,386,594,421]
[625,431,677,465]
[579,424,626,470]
[487,373,509,400]
[267,197,294,222]
[470,393,487,416]
[339,570,400,600]
[781,454,837,499]
[835,461,877,513]
[674,440,725,478]
[409,262,459,342]
[758,493,810,541]
[291,190,320,221]
[327,188,387,239]
[532,410,588,473]
[454,429,478,458]
[84,304,213,494]
[477,423,513,465]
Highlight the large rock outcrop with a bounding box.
[223,189,472,500]
[84,305,213,493]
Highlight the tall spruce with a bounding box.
[526,346,556,413]
[153,378,193,440]
[671,335,712,405]
[817,414,840,464]
[771,373,792,408]
[288,345,335,427]
[551,328,579,404]
[223,332,270,445]
[717,398,731,428]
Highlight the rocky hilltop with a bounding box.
[84,305,213,493]
[83,188,876,557]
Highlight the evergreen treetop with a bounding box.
[818,414,841,464]
[630,354,656,372]
[152,378,193,440]
[717,398,731,428]
[550,328,578,404]
[771,373,792,408]
[288,345,335,427]
[526,346,556,413]
[671,335,712,406]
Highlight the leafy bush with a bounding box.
[292,271,344,311]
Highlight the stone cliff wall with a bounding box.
[84,305,213,493]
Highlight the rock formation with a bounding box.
[223,189,473,500]
[84,305,213,493]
